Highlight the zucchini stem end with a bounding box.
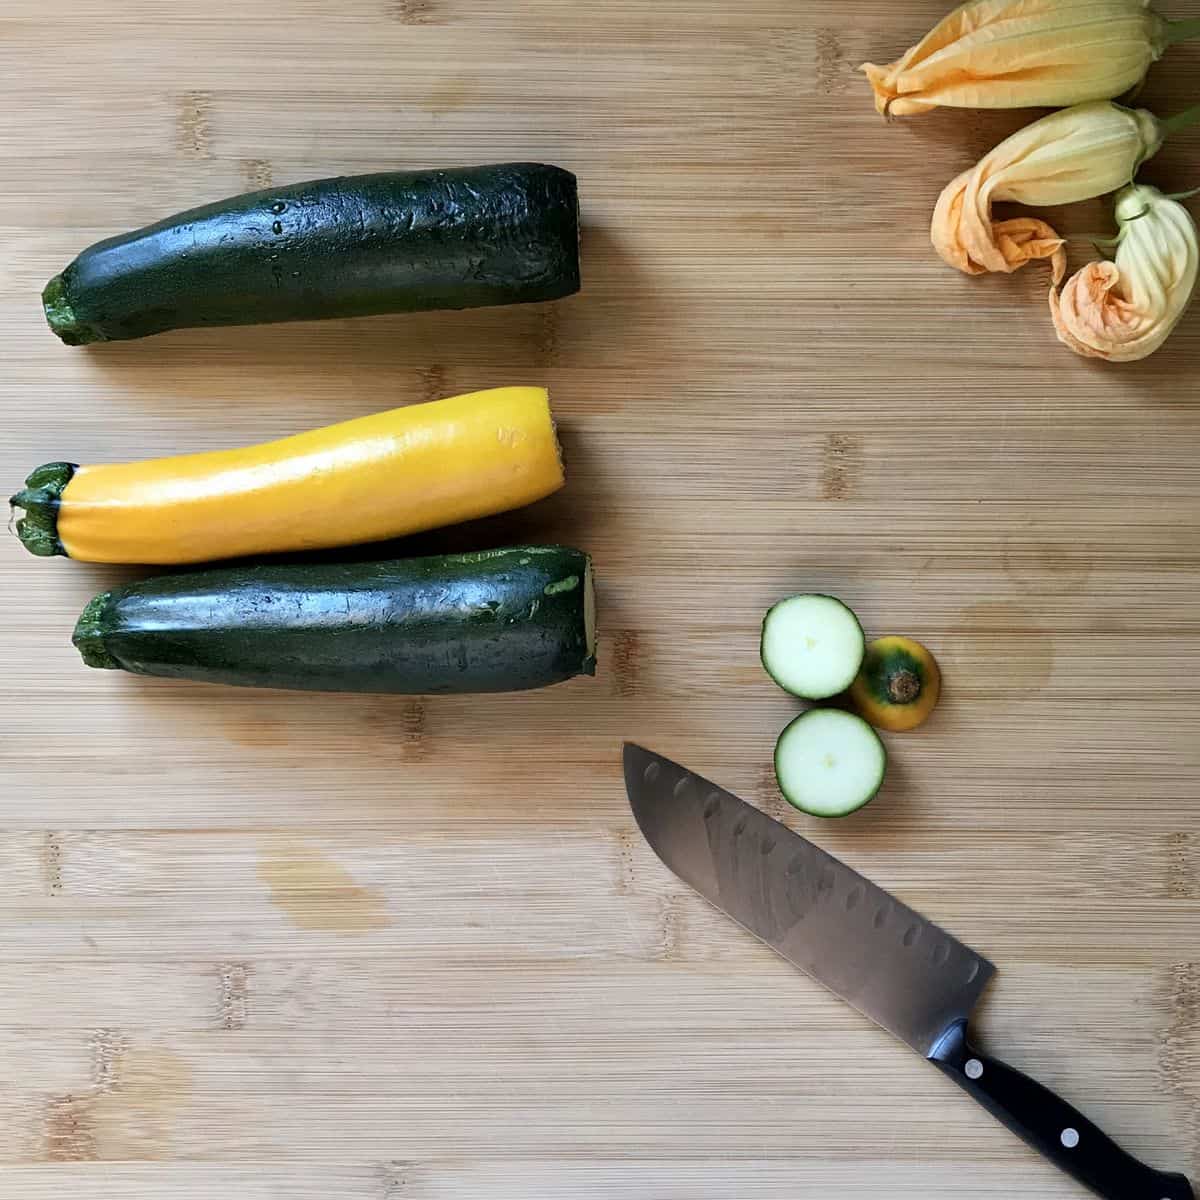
[72,593,121,670]
[9,462,76,558]
[43,274,108,346]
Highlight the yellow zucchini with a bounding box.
[848,636,942,733]
[10,386,564,565]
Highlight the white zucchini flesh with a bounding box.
[775,709,887,818]
[761,594,865,699]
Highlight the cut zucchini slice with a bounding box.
[774,709,887,818]
[761,594,865,699]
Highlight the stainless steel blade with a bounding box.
[624,743,995,1057]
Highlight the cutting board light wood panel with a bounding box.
[1,1,1198,1197]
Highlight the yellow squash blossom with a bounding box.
[931,100,1188,277]
[1051,184,1198,362]
[863,0,1200,117]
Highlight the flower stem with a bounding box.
[1167,18,1200,45]
[1161,103,1200,137]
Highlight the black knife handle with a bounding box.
[929,1021,1193,1200]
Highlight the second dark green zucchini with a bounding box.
[73,546,596,694]
[44,163,581,344]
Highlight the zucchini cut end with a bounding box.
[72,593,121,670]
[775,709,886,819]
[583,558,597,671]
[43,274,107,346]
[761,594,866,700]
[9,462,76,558]
[849,636,942,733]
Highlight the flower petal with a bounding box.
[932,102,1161,277]
[1050,185,1198,362]
[864,0,1166,113]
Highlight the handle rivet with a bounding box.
[1060,1128,1080,1149]
[965,1059,983,1080]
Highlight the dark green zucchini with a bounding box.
[44,163,581,344]
[72,547,596,694]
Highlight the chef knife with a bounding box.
[624,743,1194,1200]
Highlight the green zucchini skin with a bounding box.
[72,547,597,694]
[44,163,581,344]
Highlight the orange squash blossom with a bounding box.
[931,101,1169,279]
[1051,185,1199,362]
[862,0,1200,117]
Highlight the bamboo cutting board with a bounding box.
[1,2,1198,1197]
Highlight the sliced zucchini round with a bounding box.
[760,594,866,699]
[774,709,887,818]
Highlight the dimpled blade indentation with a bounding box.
[623,744,996,1056]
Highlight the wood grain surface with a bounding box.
[2,2,1199,1197]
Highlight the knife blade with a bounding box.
[624,744,1194,1200]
